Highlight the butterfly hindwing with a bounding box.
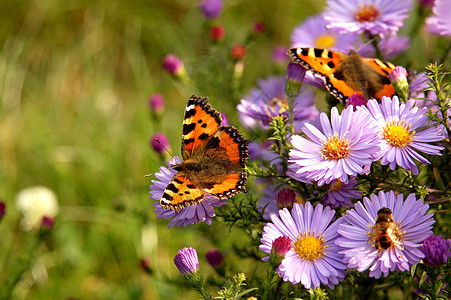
[160,173,205,213]
[182,95,222,159]
[201,172,247,199]
[205,126,249,168]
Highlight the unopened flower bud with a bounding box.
[389,66,409,101]
[276,189,296,210]
[199,0,223,19]
[269,236,291,268]
[148,93,165,114]
[285,63,306,98]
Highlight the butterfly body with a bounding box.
[287,47,398,103]
[160,95,249,213]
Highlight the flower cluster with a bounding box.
[148,0,450,297]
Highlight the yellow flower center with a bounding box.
[266,97,289,116]
[315,34,336,48]
[330,179,342,192]
[292,230,326,261]
[322,134,350,160]
[383,120,414,147]
[354,4,380,22]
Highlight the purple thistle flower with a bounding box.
[205,248,224,268]
[336,190,435,279]
[426,0,451,36]
[174,247,199,275]
[291,14,359,53]
[149,157,228,228]
[237,76,319,132]
[366,96,445,175]
[150,132,170,155]
[260,202,346,289]
[323,178,361,208]
[420,235,451,267]
[288,105,380,186]
[323,0,413,38]
[162,54,185,76]
[148,93,165,114]
[199,0,223,20]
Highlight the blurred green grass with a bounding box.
[0,0,324,298]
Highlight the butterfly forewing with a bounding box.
[287,47,344,77]
[182,95,222,158]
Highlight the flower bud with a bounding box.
[285,63,306,98]
[276,189,296,210]
[140,257,152,273]
[150,133,170,155]
[421,235,451,267]
[389,66,409,101]
[174,247,200,275]
[199,0,223,19]
[210,25,225,42]
[0,200,6,221]
[231,45,247,61]
[269,236,291,268]
[346,93,367,110]
[162,54,185,77]
[253,22,265,34]
[205,248,224,268]
[148,93,165,114]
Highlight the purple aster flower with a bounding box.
[426,0,451,36]
[149,157,227,228]
[288,105,380,186]
[323,0,413,38]
[291,14,359,52]
[237,75,319,132]
[174,247,200,275]
[323,178,361,208]
[357,35,410,59]
[366,96,445,175]
[199,0,223,20]
[420,234,451,267]
[260,202,346,289]
[336,191,435,278]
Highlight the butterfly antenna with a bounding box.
[156,137,174,157]
[355,35,381,53]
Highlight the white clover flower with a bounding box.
[15,186,59,231]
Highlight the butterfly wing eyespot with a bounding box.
[160,173,205,213]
